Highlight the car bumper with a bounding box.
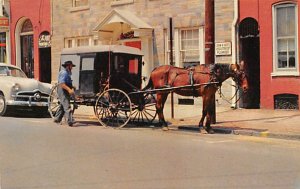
[7,100,49,107]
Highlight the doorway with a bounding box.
[21,35,34,78]
[239,17,260,108]
[20,19,34,78]
[39,47,51,83]
[39,31,51,83]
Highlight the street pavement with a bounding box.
[73,101,300,141]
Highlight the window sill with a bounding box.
[69,6,90,13]
[271,71,300,77]
[111,0,134,6]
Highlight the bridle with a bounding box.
[217,65,248,105]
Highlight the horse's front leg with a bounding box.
[156,93,169,131]
[204,96,215,134]
[199,96,208,134]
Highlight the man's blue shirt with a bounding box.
[58,68,72,88]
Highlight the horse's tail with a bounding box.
[142,77,153,91]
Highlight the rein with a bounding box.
[218,84,241,105]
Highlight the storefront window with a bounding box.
[0,32,6,63]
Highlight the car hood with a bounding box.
[2,76,52,94]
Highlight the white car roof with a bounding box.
[61,45,143,56]
[0,63,20,69]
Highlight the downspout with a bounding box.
[231,0,239,108]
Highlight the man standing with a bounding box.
[54,60,76,126]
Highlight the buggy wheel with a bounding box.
[131,93,157,125]
[48,84,60,119]
[95,89,132,128]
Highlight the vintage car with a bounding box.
[0,63,52,116]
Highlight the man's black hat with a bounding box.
[62,60,76,67]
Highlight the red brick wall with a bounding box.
[10,0,51,80]
[240,0,300,109]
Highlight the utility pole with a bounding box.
[205,0,216,123]
[169,17,174,118]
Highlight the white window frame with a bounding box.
[272,3,299,76]
[64,36,93,48]
[164,27,204,67]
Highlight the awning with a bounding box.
[93,9,153,34]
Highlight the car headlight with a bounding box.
[12,83,21,92]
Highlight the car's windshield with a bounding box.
[0,66,27,78]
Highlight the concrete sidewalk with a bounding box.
[73,102,300,141]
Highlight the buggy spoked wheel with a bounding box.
[95,89,132,128]
[131,93,157,125]
[48,84,60,119]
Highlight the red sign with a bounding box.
[0,17,9,31]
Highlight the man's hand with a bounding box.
[68,88,75,95]
[60,83,75,95]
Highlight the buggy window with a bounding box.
[81,56,94,70]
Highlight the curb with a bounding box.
[74,115,300,141]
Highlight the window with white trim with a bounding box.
[180,29,200,66]
[273,3,298,74]
[73,0,88,7]
[64,36,93,48]
[165,27,204,68]
[77,37,89,47]
[165,29,175,65]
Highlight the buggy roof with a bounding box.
[61,45,143,56]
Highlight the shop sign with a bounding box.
[39,33,51,48]
[215,42,231,56]
[0,17,9,32]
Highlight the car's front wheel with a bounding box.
[0,94,7,116]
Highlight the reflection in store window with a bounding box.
[0,32,6,63]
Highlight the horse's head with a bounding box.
[230,61,249,93]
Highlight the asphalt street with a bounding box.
[0,116,300,189]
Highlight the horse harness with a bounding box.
[165,65,221,97]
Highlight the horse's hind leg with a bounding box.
[156,92,169,130]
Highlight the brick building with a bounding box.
[239,0,300,109]
[10,0,52,83]
[51,0,237,105]
[0,0,10,64]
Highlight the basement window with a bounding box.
[274,94,299,109]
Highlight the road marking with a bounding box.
[192,139,235,144]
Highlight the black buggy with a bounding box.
[48,45,157,128]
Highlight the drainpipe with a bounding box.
[231,0,239,108]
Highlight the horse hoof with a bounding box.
[162,126,169,131]
[199,128,208,134]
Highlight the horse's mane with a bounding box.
[211,63,231,74]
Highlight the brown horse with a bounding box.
[143,63,248,133]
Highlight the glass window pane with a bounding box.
[287,6,295,35]
[288,39,295,51]
[288,52,295,67]
[278,39,287,52]
[81,57,94,70]
[278,52,287,68]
